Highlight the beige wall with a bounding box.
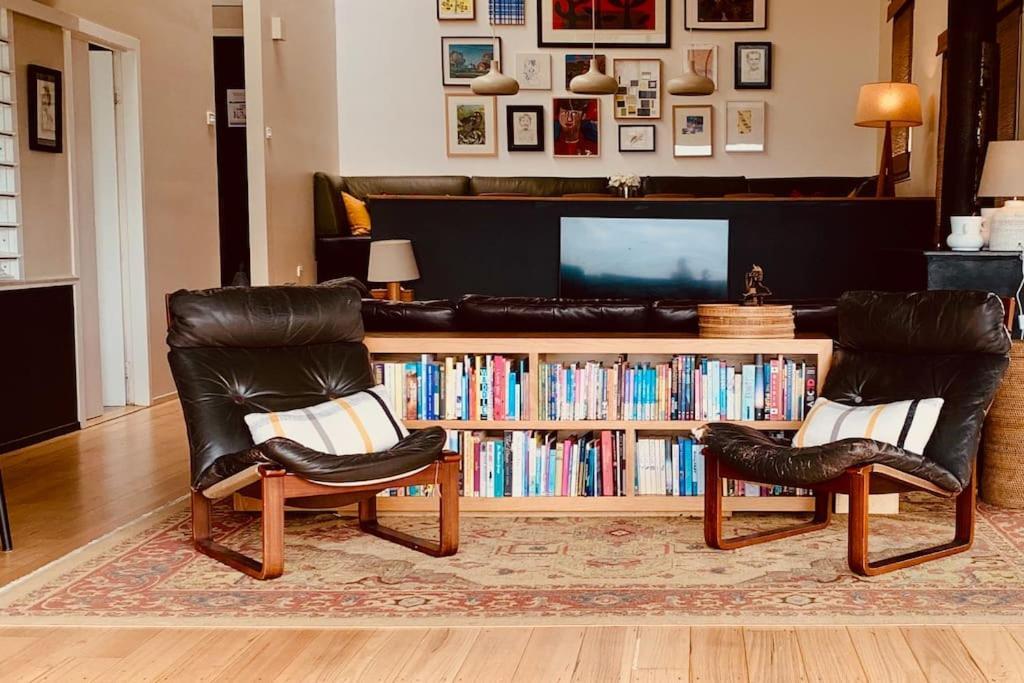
[212,5,242,31]
[15,13,72,279]
[40,0,221,399]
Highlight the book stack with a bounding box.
[538,354,816,421]
[373,354,528,421]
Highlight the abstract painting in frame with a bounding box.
[516,53,552,90]
[438,0,475,20]
[618,124,656,152]
[735,42,772,89]
[442,37,501,86]
[613,58,661,119]
[673,104,712,157]
[553,97,600,157]
[539,0,670,48]
[685,0,767,30]
[507,105,545,151]
[565,54,607,90]
[725,100,765,152]
[489,0,526,25]
[446,94,497,156]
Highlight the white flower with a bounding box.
[609,174,641,189]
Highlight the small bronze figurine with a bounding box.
[742,264,773,306]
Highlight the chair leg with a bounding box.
[847,466,975,576]
[704,451,832,550]
[358,456,460,557]
[192,469,286,580]
[0,468,12,552]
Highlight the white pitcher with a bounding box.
[947,216,985,251]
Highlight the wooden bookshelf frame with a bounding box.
[361,332,834,516]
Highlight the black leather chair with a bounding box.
[166,283,460,580]
[698,291,1011,576]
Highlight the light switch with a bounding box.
[271,16,284,40]
[206,111,216,126]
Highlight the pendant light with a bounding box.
[668,47,715,96]
[569,2,618,95]
[470,20,519,95]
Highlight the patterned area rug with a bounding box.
[3,496,1024,626]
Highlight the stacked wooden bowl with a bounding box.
[697,304,795,338]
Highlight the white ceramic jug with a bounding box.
[947,216,985,251]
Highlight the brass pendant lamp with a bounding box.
[569,2,618,95]
[470,20,519,95]
[668,48,714,96]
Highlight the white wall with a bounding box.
[336,0,882,179]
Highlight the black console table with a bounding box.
[922,251,1022,333]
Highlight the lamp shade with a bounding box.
[471,60,520,96]
[854,82,923,128]
[979,141,1024,198]
[569,58,619,95]
[367,239,419,283]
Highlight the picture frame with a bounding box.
[516,53,552,90]
[725,100,765,152]
[538,0,670,49]
[507,105,545,152]
[618,124,656,152]
[437,0,475,20]
[685,44,719,91]
[613,58,661,119]
[553,97,600,157]
[684,0,767,30]
[565,54,606,90]
[489,0,526,25]
[441,37,501,87]
[27,64,62,153]
[735,42,772,89]
[673,105,712,157]
[445,94,498,157]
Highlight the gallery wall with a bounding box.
[336,0,883,179]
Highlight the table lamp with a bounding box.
[855,82,923,197]
[979,140,1024,253]
[368,239,419,301]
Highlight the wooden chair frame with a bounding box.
[704,450,975,576]
[191,452,461,580]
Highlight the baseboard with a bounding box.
[0,422,80,455]
[150,391,179,406]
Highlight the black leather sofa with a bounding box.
[361,295,839,338]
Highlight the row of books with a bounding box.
[373,355,528,422]
[636,436,813,497]
[538,354,816,422]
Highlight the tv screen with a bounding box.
[559,217,729,299]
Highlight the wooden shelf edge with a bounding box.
[405,420,803,430]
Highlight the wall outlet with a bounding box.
[206,111,216,126]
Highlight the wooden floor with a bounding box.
[1,403,1023,682]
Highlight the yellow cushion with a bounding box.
[341,192,371,236]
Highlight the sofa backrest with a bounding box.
[746,176,874,198]
[641,176,749,197]
[470,176,610,197]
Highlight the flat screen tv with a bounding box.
[559,217,729,299]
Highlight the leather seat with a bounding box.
[361,298,457,332]
[470,176,609,197]
[456,295,650,332]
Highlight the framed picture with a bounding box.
[735,42,772,89]
[441,37,501,87]
[516,53,552,90]
[445,94,497,156]
[725,100,765,152]
[685,0,767,30]
[673,105,712,157]
[538,0,670,48]
[685,44,718,90]
[618,124,656,152]
[553,97,600,157]
[489,0,526,25]
[565,54,606,90]
[507,105,545,151]
[438,0,475,20]
[27,65,62,153]
[613,58,661,119]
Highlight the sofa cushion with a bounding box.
[470,176,610,197]
[341,192,372,235]
[793,397,945,456]
[362,298,457,332]
[746,176,873,198]
[641,176,749,197]
[458,295,649,332]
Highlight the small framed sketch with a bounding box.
[445,94,497,157]
[507,105,545,152]
[735,42,772,89]
[685,44,718,90]
[565,54,606,90]
[516,53,551,90]
[441,37,501,87]
[725,100,765,152]
[27,65,62,153]
[673,105,712,157]
[553,97,600,157]
[613,59,661,119]
[685,0,767,30]
[438,0,475,20]
[618,124,656,152]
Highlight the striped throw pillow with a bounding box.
[244,385,409,456]
[793,397,944,455]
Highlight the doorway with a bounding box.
[213,36,250,286]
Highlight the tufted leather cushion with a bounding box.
[361,298,457,332]
[641,176,749,197]
[457,295,650,332]
[469,176,610,197]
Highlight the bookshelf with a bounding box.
[363,332,834,516]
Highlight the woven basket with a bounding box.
[697,304,795,339]
[982,340,1024,508]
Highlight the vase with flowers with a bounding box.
[609,174,641,199]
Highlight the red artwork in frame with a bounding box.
[538,0,669,48]
[551,0,657,31]
[553,97,600,157]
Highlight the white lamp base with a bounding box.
[989,200,1024,252]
